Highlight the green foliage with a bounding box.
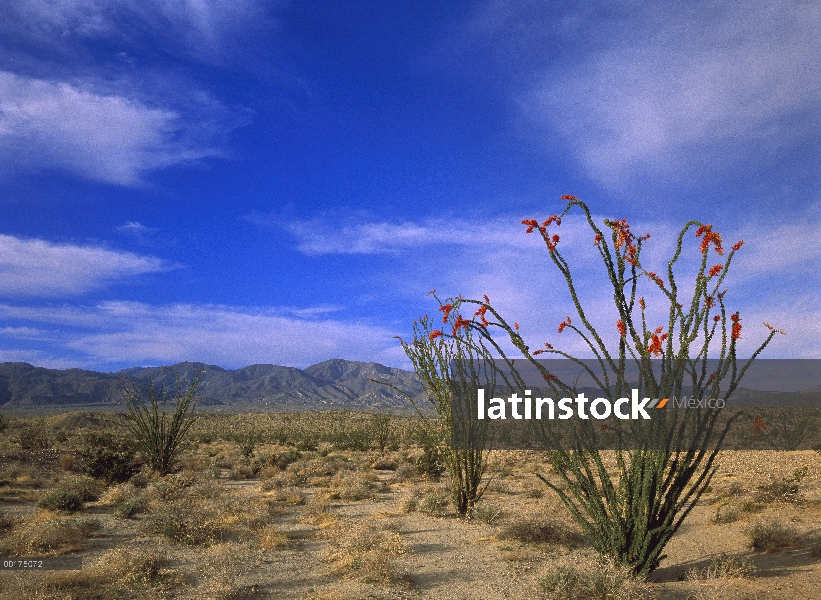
[113,497,149,519]
[118,369,201,476]
[17,420,50,450]
[37,490,83,513]
[457,197,781,576]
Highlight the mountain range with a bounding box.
[0,359,424,412]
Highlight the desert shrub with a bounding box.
[95,546,171,586]
[0,409,9,433]
[99,482,141,506]
[540,558,652,600]
[114,497,150,518]
[17,421,50,450]
[686,554,756,580]
[270,449,302,470]
[369,413,398,454]
[413,426,446,481]
[392,462,417,483]
[324,521,410,586]
[80,434,142,484]
[372,456,398,470]
[230,464,255,480]
[499,518,579,546]
[118,369,201,475]
[756,466,808,503]
[403,485,449,516]
[329,471,377,501]
[0,515,101,554]
[145,500,224,546]
[59,475,104,501]
[270,486,305,505]
[58,453,76,471]
[472,503,503,524]
[198,542,265,600]
[255,524,289,549]
[37,490,83,513]
[746,520,799,552]
[147,474,199,502]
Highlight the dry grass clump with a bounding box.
[540,556,654,600]
[402,484,450,516]
[98,481,142,506]
[58,453,76,471]
[230,464,255,480]
[745,520,799,552]
[323,521,412,587]
[472,503,503,525]
[328,471,378,501]
[499,517,580,546]
[0,512,101,555]
[198,542,265,600]
[143,498,226,546]
[300,493,337,527]
[686,554,756,580]
[391,462,417,483]
[268,486,306,505]
[255,524,290,549]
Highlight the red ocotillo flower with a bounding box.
[558,315,571,333]
[429,330,443,340]
[439,303,454,323]
[452,315,470,335]
[730,312,742,339]
[522,219,539,234]
[594,233,602,245]
[708,265,723,277]
[617,320,626,337]
[753,416,768,436]
[543,373,558,382]
[639,297,646,310]
[647,271,664,287]
[647,327,668,356]
[732,240,744,251]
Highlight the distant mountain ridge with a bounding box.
[0,359,424,411]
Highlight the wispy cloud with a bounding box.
[0,234,171,297]
[0,0,277,66]
[0,301,404,370]
[0,72,226,185]
[522,1,821,187]
[283,210,818,359]
[282,215,539,255]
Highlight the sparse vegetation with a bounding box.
[746,520,799,552]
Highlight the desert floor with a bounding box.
[1,411,820,599]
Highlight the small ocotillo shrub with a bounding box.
[118,368,201,476]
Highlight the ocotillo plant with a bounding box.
[385,293,497,516]
[452,196,782,576]
[118,368,201,476]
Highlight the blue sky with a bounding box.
[0,0,818,372]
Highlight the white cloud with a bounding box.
[0,301,404,369]
[285,209,820,360]
[521,1,821,187]
[0,234,171,297]
[0,71,224,185]
[1,0,276,65]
